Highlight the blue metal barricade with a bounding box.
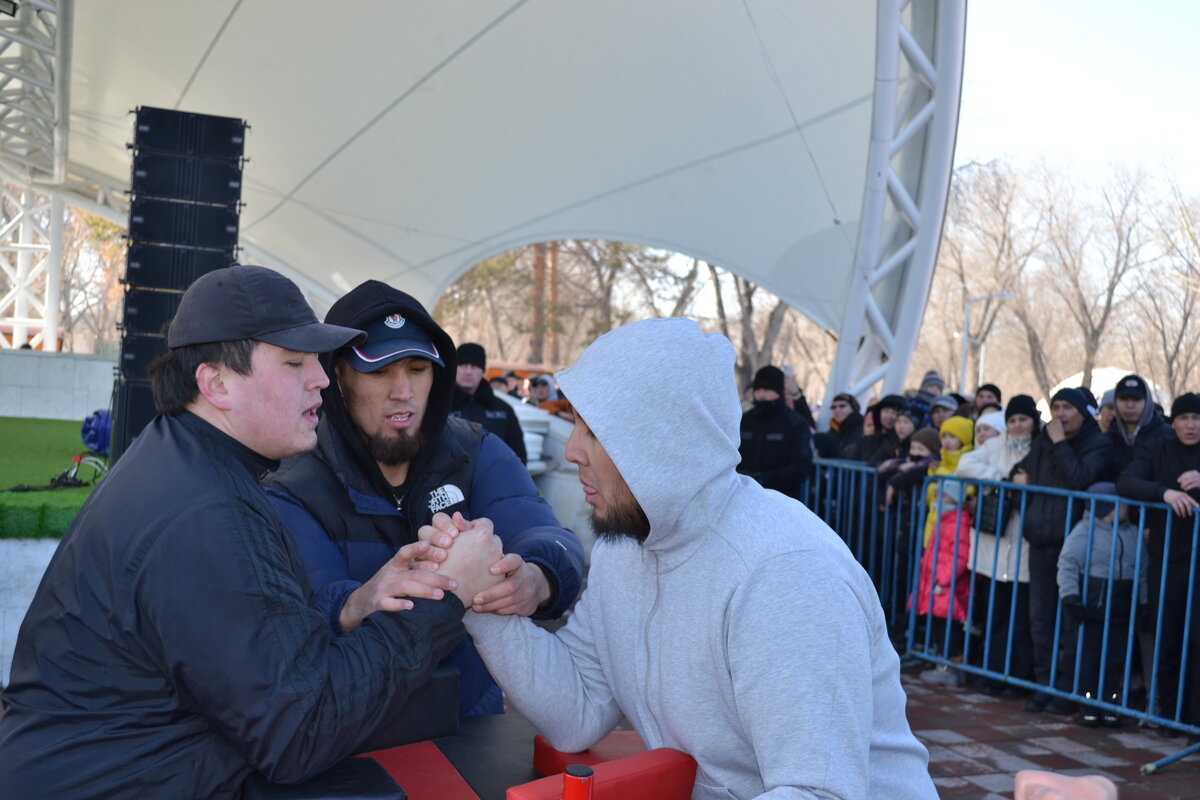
[806,458,1200,745]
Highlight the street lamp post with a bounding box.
[960,291,1013,394]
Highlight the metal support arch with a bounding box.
[819,0,965,424]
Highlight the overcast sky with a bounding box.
[954,0,1200,193]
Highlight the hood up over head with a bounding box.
[556,318,741,549]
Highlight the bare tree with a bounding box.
[1122,182,1200,398]
[1035,168,1146,391]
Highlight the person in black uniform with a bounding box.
[450,342,528,464]
[737,365,813,499]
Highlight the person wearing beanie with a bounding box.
[1097,389,1116,434]
[1117,391,1200,731]
[1012,387,1115,714]
[905,369,945,429]
[1106,373,1172,465]
[974,410,1006,447]
[929,393,958,431]
[975,383,1002,411]
[450,342,528,464]
[815,391,864,459]
[921,416,975,546]
[738,365,814,499]
[914,415,975,685]
[752,365,786,396]
[921,370,945,395]
[266,283,585,720]
[1056,481,1142,727]
[957,392,1041,694]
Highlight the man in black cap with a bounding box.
[0,266,506,799]
[1117,392,1200,734]
[1013,387,1115,714]
[737,365,813,498]
[450,342,527,464]
[1107,373,1172,464]
[266,280,583,718]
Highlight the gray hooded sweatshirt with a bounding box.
[465,319,934,800]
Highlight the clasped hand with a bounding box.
[339,511,507,631]
[418,512,552,616]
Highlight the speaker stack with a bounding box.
[111,107,246,462]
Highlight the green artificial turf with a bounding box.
[0,416,99,539]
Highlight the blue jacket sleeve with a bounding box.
[469,432,585,619]
[267,487,361,634]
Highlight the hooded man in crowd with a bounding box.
[266,280,584,717]
[450,342,527,464]
[1106,373,1172,463]
[736,364,814,498]
[451,318,936,799]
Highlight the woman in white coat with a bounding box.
[955,396,1041,694]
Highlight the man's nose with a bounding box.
[306,358,329,390]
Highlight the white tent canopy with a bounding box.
[0,0,964,405]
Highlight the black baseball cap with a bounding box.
[345,313,444,373]
[167,265,364,353]
[1114,374,1149,400]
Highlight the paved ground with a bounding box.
[903,667,1200,799]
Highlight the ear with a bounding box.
[195,362,234,411]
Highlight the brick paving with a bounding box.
[902,667,1200,799]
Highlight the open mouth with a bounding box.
[387,411,415,429]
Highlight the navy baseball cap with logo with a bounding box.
[345,313,444,372]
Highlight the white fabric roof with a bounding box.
[68,0,884,329]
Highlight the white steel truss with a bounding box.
[0,183,62,349]
[0,0,72,184]
[820,0,965,421]
[0,0,73,349]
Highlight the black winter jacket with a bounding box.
[737,398,813,498]
[0,413,465,800]
[1107,409,1174,466]
[1015,418,1115,548]
[450,380,528,464]
[1117,436,1200,563]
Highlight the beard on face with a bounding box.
[591,486,652,545]
[364,429,422,467]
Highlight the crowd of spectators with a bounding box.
[739,366,1200,741]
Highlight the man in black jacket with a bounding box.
[0,266,504,800]
[737,365,813,498]
[450,342,527,464]
[1013,387,1115,714]
[1116,392,1200,731]
[1107,373,1173,463]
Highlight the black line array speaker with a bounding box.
[112,106,246,463]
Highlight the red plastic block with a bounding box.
[362,741,479,800]
[532,730,646,776]
[507,748,697,800]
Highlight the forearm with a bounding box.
[465,611,620,751]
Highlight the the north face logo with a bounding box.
[428,484,465,513]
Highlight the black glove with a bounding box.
[1062,595,1084,622]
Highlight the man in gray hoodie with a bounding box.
[449,318,935,799]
